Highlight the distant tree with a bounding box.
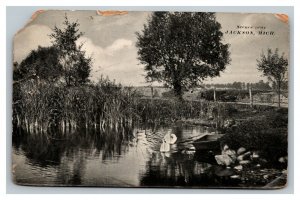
[257,48,288,107]
[136,12,231,100]
[50,15,92,86]
[252,80,272,91]
[232,82,242,90]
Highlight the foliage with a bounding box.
[136,12,231,99]
[49,15,92,86]
[257,48,288,107]
[220,108,288,164]
[14,46,62,83]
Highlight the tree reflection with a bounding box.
[12,126,133,168]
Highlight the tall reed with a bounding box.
[13,77,245,135]
[13,77,141,134]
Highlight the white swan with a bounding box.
[163,132,177,145]
[160,140,170,152]
[160,132,177,152]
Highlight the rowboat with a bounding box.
[192,133,223,150]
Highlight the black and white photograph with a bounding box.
[12,10,289,188]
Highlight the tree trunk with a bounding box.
[173,81,183,101]
[278,81,281,108]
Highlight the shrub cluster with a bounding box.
[220,108,288,164]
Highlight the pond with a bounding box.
[12,123,276,188]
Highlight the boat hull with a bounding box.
[193,140,221,150]
[193,134,223,151]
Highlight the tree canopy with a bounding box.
[14,15,92,87]
[50,16,92,86]
[136,12,231,100]
[14,46,62,83]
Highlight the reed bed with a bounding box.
[13,77,251,135]
[13,78,141,134]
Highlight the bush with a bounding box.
[220,109,288,164]
[198,89,248,102]
[161,90,176,98]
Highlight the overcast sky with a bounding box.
[14,11,289,86]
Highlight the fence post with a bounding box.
[213,87,216,102]
[249,86,253,108]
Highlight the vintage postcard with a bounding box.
[12,10,289,188]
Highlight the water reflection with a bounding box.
[141,151,216,187]
[12,123,239,187]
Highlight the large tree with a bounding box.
[257,48,288,108]
[50,15,92,86]
[136,12,231,100]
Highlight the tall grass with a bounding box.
[136,98,231,126]
[13,77,254,135]
[13,77,141,134]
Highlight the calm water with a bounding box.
[12,123,245,188]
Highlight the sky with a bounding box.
[14,11,290,86]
